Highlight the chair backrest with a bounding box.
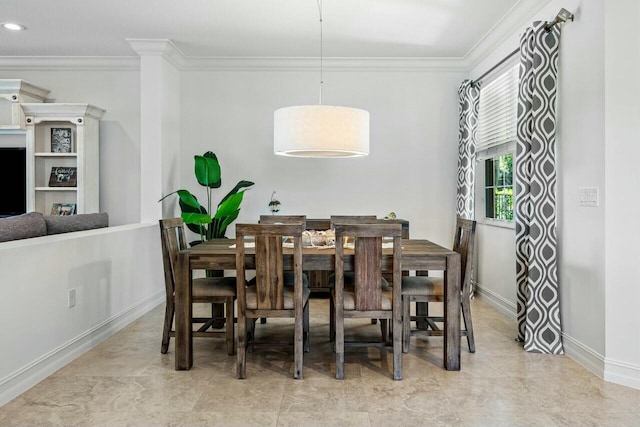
[159,218,188,298]
[330,215,377,229]
[453,217,477,298]
[334,223,402,311]
[235,223,305,310]
[259,215,306,229]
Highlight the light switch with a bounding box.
[579,187,599,207]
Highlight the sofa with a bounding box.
[0,211,109,242]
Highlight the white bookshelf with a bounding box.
[21,103,106,215]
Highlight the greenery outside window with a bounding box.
[484,153,513,221]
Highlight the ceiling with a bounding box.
[0,0,522,58]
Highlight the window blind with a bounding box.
[477,63,519,154]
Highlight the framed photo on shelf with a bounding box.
[48,166,77,187]
[50,127,73,153]
[50,203,77,216]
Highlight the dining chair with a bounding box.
[329,215,383,328]
[256,215,309,325]
[235,222,310,379]
[329,215,377,228]
[331,223,403,380]
[401,216,476,353]
[159,218,236,356]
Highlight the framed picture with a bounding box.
[48,166,77,187]
[50,127,73,153]
[59,203,77,215]
[50,203,77,216]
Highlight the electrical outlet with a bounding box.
[68,288,76,308]
[579,187,599,207]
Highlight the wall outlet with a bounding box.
[579,187,599,207]
[68,288,76,308]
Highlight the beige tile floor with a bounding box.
[1,295,639,427]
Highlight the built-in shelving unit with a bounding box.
[21,103,106,215]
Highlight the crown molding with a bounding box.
[463,0,554,72]
[126,39,186,69]
[0,56,139,71]
[0,54,467,72]
[179,56,469,72]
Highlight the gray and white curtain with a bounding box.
[456,80,481,219]
[515,21,564,354]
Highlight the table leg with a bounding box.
[444,252,461,371]
[175,252,193,370]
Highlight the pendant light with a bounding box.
[274,0,370,158]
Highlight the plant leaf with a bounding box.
[194,153,221,189]
[181,212,212,225]
[219,180,255,206]
[174,189,203,210]
[214,191,244,219]
[217,209,240,237]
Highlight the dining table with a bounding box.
[174,237,462,371]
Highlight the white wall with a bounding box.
[604,0,640,389]
[0,224,165,406]
[0,68,141,226]
[469,0,607,369]
[178,68,466,245]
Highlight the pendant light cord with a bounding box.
[317,0,323,105]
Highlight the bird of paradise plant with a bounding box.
[159,151,254,245]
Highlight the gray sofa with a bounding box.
[0,211,109,242]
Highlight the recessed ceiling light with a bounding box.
[2,22,26,31]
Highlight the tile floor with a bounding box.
[1,295,639,427]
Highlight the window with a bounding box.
[485,153,513,220]
[476,62,518,225]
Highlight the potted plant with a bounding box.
[159,151,254,245]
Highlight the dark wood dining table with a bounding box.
[175,238,462,371]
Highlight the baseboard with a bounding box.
[562,332,605,379]
[0,291,165,407]
[473,282,516,318]
[605,358,640,390]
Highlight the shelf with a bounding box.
[35,152,77,158]
[35,187,78,192]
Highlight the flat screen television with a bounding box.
[0,147,26,218]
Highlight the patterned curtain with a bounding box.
[456,80,481,219]
[515,21,564,354]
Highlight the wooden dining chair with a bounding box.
[331,223,403,380]
[329,215,383,327]
[329,215,377,228]
[256,215,309,325]
[259,215,307,227]
[235,222,310,379]
[401,217,477,353]
[158,218,236,356]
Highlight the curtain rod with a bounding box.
[471,8,574,86]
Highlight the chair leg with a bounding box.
[161,301,174,354]
[294,307,304,380]
[380,319,389,343]
[402,297,410,353]
[303,300,310,353]
[236,310,247,379]
[329,294,335,342]
[225,297,235,356]
[416,301,429,330]
[461,298,475,353]
[212,303,225,329]
[247,318,256,353]
[393,307,402,380]
[335,308,344,380]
